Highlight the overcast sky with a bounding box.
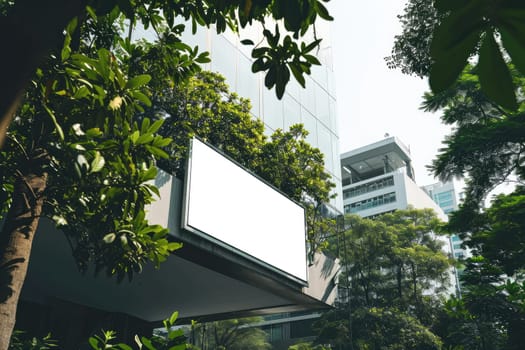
[328,1,451,186]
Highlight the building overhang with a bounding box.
[21,139,338,323]
[21,219,334,323]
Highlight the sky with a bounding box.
[328,1,451,187]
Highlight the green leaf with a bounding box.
[429,28,481,93]
[252,58,269,73]
[141,118,151,135]
[90,151,106,173]
[275,65,290,99]
[304,54,321,65]
[73,86,90,99]
[131,90,152,106]
[289,63,306,88]
[429,1,484,92]
[86,128,103,138]
[134,335,142,348]
[315,1,333,21]
[169,310,179,325]
[103,233,116,243]
[302,39,322,54]
[130,130,140,144]
[477,31,518,110]
[172,42,192,51]
[168,242,183,250]
[145,145,169,159]
[140,337,156,350]
[136,133,154,145]
[71,143,86,151]
[66,16,78,34]
[499,21,525,77]
[88,337,99,349]
[43,105,64,141]
[195,52,211,63]
[117,344,133,350]
[264,66,276,88]
[153,136,172,148]
[145,184,160,197]
[142,166,158,181]
[252,47,267,59]
[125,74,152,89]
[61,35,72,61]
[240,39,254,45]
[148,119,164,134]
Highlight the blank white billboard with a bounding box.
[182,138,307,283]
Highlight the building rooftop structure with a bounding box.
[340,136,444,220]
[340,136,414,186]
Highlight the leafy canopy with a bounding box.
[0,39,182,282]
[389,0,525,110]
[316,208,451,350]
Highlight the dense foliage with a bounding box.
[313,209,450,350]
[0,2,336,347]
[133,68,335,242]
[389,0,525,109]
[389,3,525,347]
[0,0,333,145]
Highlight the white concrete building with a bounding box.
[340,136,445,220]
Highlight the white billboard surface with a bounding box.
[183,138,307,282]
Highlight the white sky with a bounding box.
[329,1,451,186]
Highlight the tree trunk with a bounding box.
[0,0,84,147]
[396,264,403,300]
[0,159,48,349]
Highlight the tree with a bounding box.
[0,1,337,346]
[420,66,525,210]
[0,0,333,146]
[385,0,438,79]
[0,37,181,348]
[0,15,337,348]
[137,69,334,238]
[352,307,442,350]
[315,209,451,349]
[389,0,525,110]
[389,4,525,347]
[339,210,450,314]
[435,189,525,350]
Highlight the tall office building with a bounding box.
[422,181,466,260]
[180,21,343,211]
[184,22,346,348]
[422,180,467,296]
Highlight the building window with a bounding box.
[262,324,284,342]
[343,176,394,199]
[435,190,454,207]
[344,192,396,213]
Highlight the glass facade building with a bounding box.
[179,21,343,210]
